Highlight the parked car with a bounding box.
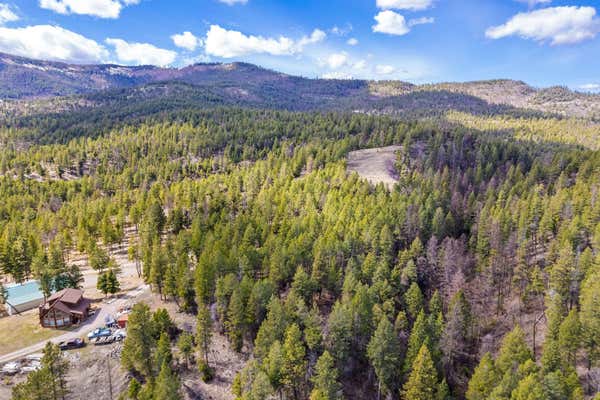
[87,327,112,340]
[1,362,20,375]
[93,335,115,345]
[24,354,43,362]
[59,338,85,350]
[20,361,41,373]
[112,329,127,341]
[116,306,132,316]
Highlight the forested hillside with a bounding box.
[0,97,599,400]
[3,52,600,120]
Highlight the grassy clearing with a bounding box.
[0,311,64,355]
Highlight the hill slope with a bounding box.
[1,52,600,119]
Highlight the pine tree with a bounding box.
[541,299,563,373]
[227,287,246,352]
[249,370,274,400]
[152,308,175,338]
[291,266,315,304]
[196,302,213,366]
[121,303,157,378]
[155,332,173,371]
[402,344,439,400]
[13,341,71,400]
[557,308,581,368]
[325,301,353,367]
[254,296,287,360]
[404,311,429,375]
[97,272,109,297]
[177,332,193,369]
[150,243,166,298]
[164,261,178,303]
[495,325,532,375]
[89,245,110,273]
[195,247,217,304]
[127,378,142,400]
[42,341,69,400]
[282,323,307,400]
[310,351,341,400]
[548,247,575,308]
[12,367,53,400]
[303,307,323,353]
[466,353,497,400]
[437,379,450,400]
[580,272,600,368]
[265,340,284,397]
[404,282,424,320]
[367,317,402,398]
[511,374,545,400]
[542,369,583,400]
[106,269,120,295]
[154,362,182,400]
[429,290,443,316]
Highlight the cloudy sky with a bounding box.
[1,0,599,89]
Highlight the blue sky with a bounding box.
[0,0,599,90]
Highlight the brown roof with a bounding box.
[51,301,72,315]
[40,288,89,319]
[47,288,83,305]
[69,298,91,315]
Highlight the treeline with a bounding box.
[0,108,598,399]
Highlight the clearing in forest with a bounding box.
[347,145,401,189]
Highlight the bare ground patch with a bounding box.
[347,145,401,189]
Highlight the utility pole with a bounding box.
[107,354,113,400]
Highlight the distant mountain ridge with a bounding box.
[1,52,600,119]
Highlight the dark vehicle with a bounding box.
[58,338,85,351]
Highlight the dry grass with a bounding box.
[0,311,65,355]
[347,145,401,189]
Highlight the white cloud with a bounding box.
[376,64,396,75]
[105,38,177,66]
[376,0,433,11]
[204,25,325,58]
[408,16,434,27]
[217,0,247,5]
[579,83,600,92]
[331,23,353,36]
[373,10,410,35]
[347,38,359,46]
[326,52,349,69]
[171,31,202,51]
[0,3,18,25]
[39,0,140,19]
[486,6,600,45]
[0,24,108,63]
[321,71,353,79]
[516,0,551,7]
[297,29,326,47]
[353,59,367,70]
